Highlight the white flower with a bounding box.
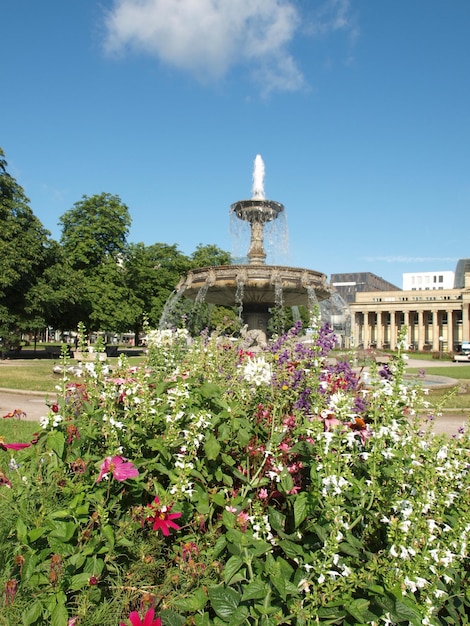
[242,356,272,386]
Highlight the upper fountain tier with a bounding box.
[230,155,285,265]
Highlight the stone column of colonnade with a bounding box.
[432,312,441,352]
[418,310,424,350]
[376,311,383,349]
[447,309,454,352]
[362,312,370,348]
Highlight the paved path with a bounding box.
[0,388,51,422]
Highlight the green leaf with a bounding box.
[158,609,186,626]
[174,588,208,612]
[208,586,241,621]
[69,573,92,591]
[22,600,43,625]
[279,469,294,494]
[338,540,360,557]
[223,555,245,584]
[269,563,287,600]
[241,580,267,601]
[293,492,309,528]
[16,517,28,542]
[346,598,370,623]
[268,506,286,534]
[28,527,47,542]
[47,520,76,542]
[101,524,115,548]
[393,597,423,624]
[204,433,221,460]
[278,539,304,559]
[194,614,211,626]
[48,431,65,458]
[228,606,249,625]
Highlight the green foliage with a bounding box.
[0,325,468,624]
[190,244,232,268]
[0,148,54,349]
[59,193,131,271]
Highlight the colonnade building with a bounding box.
[331,260,470,353]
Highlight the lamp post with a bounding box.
[439,335,444,359]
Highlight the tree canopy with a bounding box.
[59,193,131,270]
[0,148,54,349]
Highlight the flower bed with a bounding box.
[0,320,469,625]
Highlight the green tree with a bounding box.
[125,242,192,341]
[59,193,131,270]
[57,193,132,334]
[190,243,232,268]
[0,147,53,352]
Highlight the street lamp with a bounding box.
[439,335,444,359]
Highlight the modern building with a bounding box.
[402,271,454,291]
[330,272,401,304]
[348,260,470,352]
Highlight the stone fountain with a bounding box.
[166,155,331,342]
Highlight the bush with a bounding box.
[0,321,469,625]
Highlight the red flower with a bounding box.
[146,496,182,536]
[120,608,161,626]
[96,456,139,483]
[2,409,26,419]
[0,471,12,488]
[0,441,31,451]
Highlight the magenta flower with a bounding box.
[146,496,182,536]
[120,607,161,626]
[96,455,139,483]
[0,441,31,451]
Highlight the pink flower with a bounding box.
[120,608,161,626]
[146,496,181,536]
[0,441,31,451]
[321,410,341,431]
[96,456,139,483]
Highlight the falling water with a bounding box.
[159,287,186,329]
[235,275,245,322]
[320,292,351,347]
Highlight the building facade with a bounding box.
[402,271,454,291]
[349,267,470,352]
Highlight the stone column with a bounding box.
[376,311,383,349]
[390,310,398,349]
[447,309,454,352]
[363,312,370,348]
[432,310,441,351]
[352,312,361,348]
[418,310,424,351]
[405,311,412,349]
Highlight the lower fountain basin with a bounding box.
[177,264,331,307]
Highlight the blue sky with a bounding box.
[2,0,469,289]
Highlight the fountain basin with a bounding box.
[176,264,331,307]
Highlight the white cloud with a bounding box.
[102,0,354,93]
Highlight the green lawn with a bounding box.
[0,356,145,392]
[407,365,470,379]
[0,419,39,450]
